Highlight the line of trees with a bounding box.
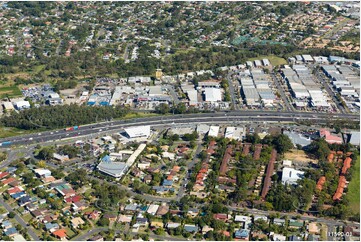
[1,104,130,130]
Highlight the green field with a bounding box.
[346,156,360,213]
[0,86,22,99]
[0,127,35,139]
[248,55,287,67]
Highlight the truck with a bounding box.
[65,126,80,131]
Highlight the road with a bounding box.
[226,71,239,110]
[314,69,346,113]
[178,141,203,199]
[0,198,40,241]
[0,111,358,148]
[271,72,293,112]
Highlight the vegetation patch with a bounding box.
[0,86,22,99]
[346,155,360,213]
[247,55,287,66]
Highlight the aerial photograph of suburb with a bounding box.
[0,1,359,241]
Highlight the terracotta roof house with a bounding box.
[316,176,326,191]
[52,229,67,240]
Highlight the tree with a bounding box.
[37,146,55,160]
[8,212,16,218]
[97,217,110,227]
[155,103,170,114]
[272,134,293,154]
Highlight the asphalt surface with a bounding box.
[0,198,40,241]
[226,71,239,110]
[314,69,346,113]
[271,72,294,112]
[0,111,358,148]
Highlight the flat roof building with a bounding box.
[281,167,304,185]
[124,126,151,139]
[208,126,220,137]
[204,88,222,102]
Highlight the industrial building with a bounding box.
[204,88,222,102]
[224,127,246,141]
[208,126,220,137]
[124,126,151,139]
[14,101,31,110]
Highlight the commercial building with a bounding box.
[124,126,151,139]
[224,127,245,141]
[14,101,31,110]
[97,155,128,178]
[204,88,222,102]
[208,126,220,137]
[281,167,304,185]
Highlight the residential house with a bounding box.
[71,217,85,229]
[156,204,169,216]
[45,223,59,233]
[103,214,117,223]
[187,208,199,218]
[150,221,164,228]
[118,214,132,223]
[184,224,199,233]
[52,229,67,241]
[166,222,181,229]
[4,227,18,237]
[213,213,230,222]
[235,229,250,240]
[273,218,286,226]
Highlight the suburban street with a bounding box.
[0,198,40,241]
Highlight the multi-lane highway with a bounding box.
[0,110,358,147]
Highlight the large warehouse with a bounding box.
[204,88,222,102]
[124,125,151,139]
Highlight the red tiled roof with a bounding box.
[316,176,326,191]
[261,149,277,199]
[1,177,16,185]
[53,229,67,238]
[0,172,9,179]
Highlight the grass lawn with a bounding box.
[0,85,22,99]
[64,227,76,238]
[0,127,35,139]
[346,156,360,213]
[248,55,287,66]
[23,213,33,223]
[123,112,160,120]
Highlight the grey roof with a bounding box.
[349,131,360,146]
[284,131,312,147]
[97,161,128,178]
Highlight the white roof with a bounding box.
[34,169,51,176]
[302,55,314,61]
[204,88,222,102]
[124,126,151,138]
[15,100,30,108]
[282,160,292,167]
[208,126,219,137]
[349,131,360,146]
[281,167,304,185]
[126,143,146,166]
[234,215,252,222]
[224,127,245,141]
[197,124,210,134]
[2,102,14,110]
[187,89,198,105]
[147,204,159,214]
